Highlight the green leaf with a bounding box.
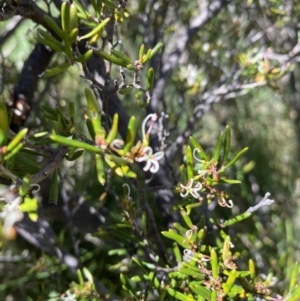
[186,145,194,179]
[49,134,102,154]
[210,290,217,301]
[69,102,75,125]
[19,196,38,213]
[104,154,124,177]
[61,2,71,32]
[180,208,193,228]
[173,222,189,235]
[49,170,58,204]
[161,231,189,248]
[120,273,136,296]
[118,86,133,95]
[95,154,105,185]
[6,128,28,153]
[173,243,182,263]
[41,104,57,118]
[4,143,24,161]
[44,15,64,39]
[167,288,195,301]
[15,151,41,171]
[220,178,241,184]
[39,62,71,78]
[19,174,31,197]
[287,285,300,301]
[106,114,119,144]
[73,0,88,18]
[83,267,94,284]
[102,0,119,9]
[143,42,164,63]
[111,49,132,65]
[224,147,248,169]
[179,164,187,184]
[249,259,255,281]
[147,67,154,91]
[139,44,145,61]
[95,50,136,70]
[223,270,237,294]
[65,149,84,161]
[0,96,9,146]
[132,257,148,275]
[123,116,136,153]
[189,283,212,300]
[78,18,110,41]
[179,267,205,279]
[85,87,103,137]
[108,248,127,256]
[289,262,299,293]
[223,125,231,164]
[86,119,96,140]
[223,212,251,227]
[210,247,218,278]
[213,131,223,163]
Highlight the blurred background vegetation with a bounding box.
[1,0,300,300]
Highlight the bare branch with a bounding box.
[30,147,68,184]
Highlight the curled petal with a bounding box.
[190,190,200,199]
[198,170,207,176]
[142,146,153,156]
[142,113,157,139]
[149,160,160,173]
[226,199,233,208]
[153,151,164,160]
[194,182,202,190]
[185,230,193,239]
[193,148,202,162]
[180,190,189,198]
[183,249,193,262]
[110,139,124,152]
[142,159,152,171]
[122,183,132,201]
[218,197,227,207]
[200,255,211,262]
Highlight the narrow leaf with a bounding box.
[167,288,195,301]
[223,270,237,294]
[79,18,110,41]
[210,247,218,278]
[161,231,189,248]
[223,125,231,164]
[289,262,299,293]
[186,145,194,179]
[95,154,105,185]
[189,284,212,300]
[6,129,28,153]
[123,116,136,153]
[49,134,102,154]
[49,170,58,204]
[224,147,248,169]
[213,131,223,163]
[0,97,9,146]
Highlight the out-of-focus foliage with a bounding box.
[1,0,300,300]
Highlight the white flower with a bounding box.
[179,179,202,198]
[135,146,164,173]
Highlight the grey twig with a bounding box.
[30,147,68,184]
